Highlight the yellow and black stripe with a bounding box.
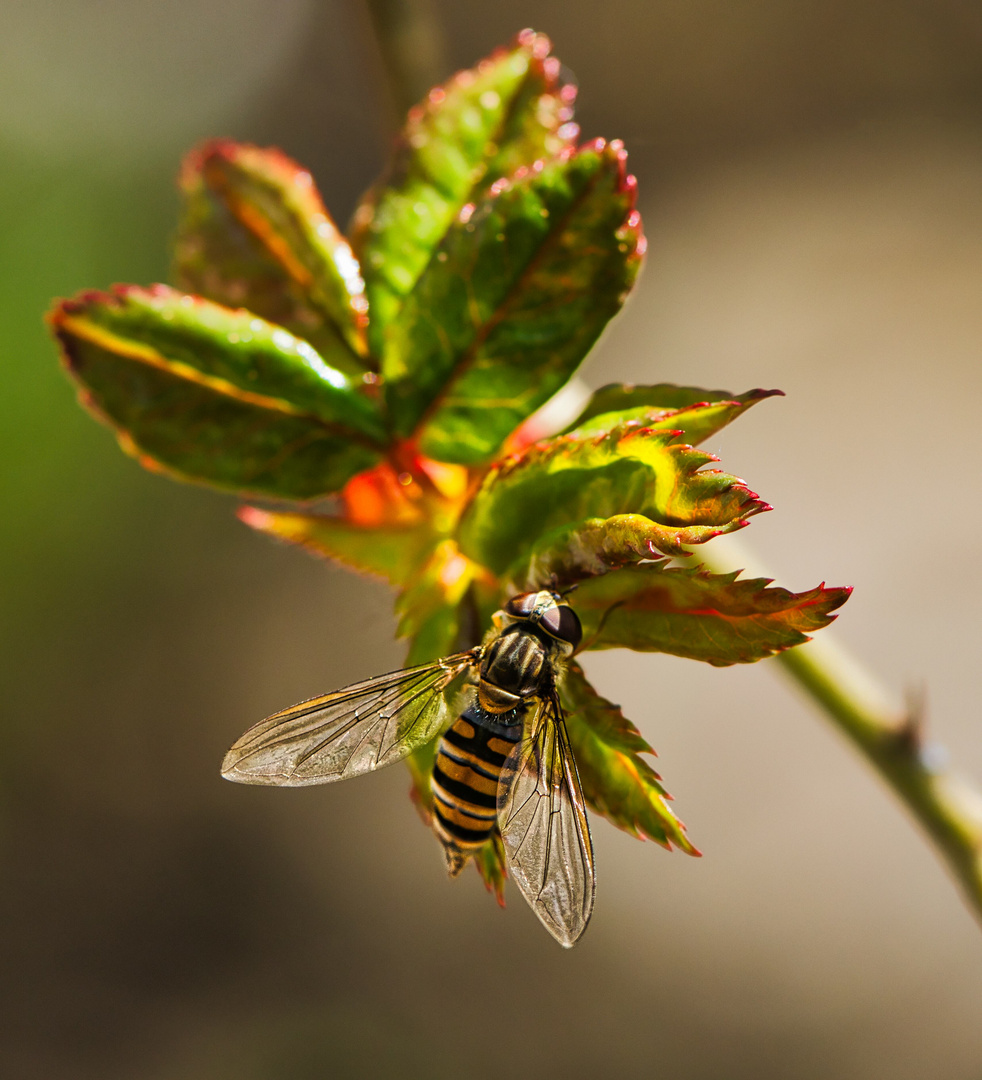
[432,707,521,869]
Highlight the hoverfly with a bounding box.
[222,590,594,947]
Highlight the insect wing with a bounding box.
[222,652,478,786]
[497,690,596,947]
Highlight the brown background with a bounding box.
[2,1,982,1076]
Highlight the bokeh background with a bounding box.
[3,1,982,1077]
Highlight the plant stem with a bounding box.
[363,0,447,120]
[699,539,982,926]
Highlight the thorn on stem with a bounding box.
[895,683,928,755]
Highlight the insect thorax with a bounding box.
[477,625,557,715]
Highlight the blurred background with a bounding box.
[3,1,982,1077]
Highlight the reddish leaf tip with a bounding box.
[237,505,271,530]
[515,26,550,52]
[181,137,274,188]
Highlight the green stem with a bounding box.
[700,540,982,927]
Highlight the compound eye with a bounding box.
[540,604,582,649]
[504,592,537,618]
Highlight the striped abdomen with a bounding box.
[431,707,521,867]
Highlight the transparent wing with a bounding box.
[222,651,478,786]
[497,688,596,948]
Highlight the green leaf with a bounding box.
[384,141,643,464]
[174,140,370,375]
[565,383,779,425]
[472,833,509,905]
[562,662,697,852]
[50,285,386,499]
[237,506,438,587]
[574,563,851,665]
[350,30,577,355]
[458,425,767,576]
[564,385,783,445]
[54,284,385,432]
[405,738,440,820]
[506,513,746,592]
